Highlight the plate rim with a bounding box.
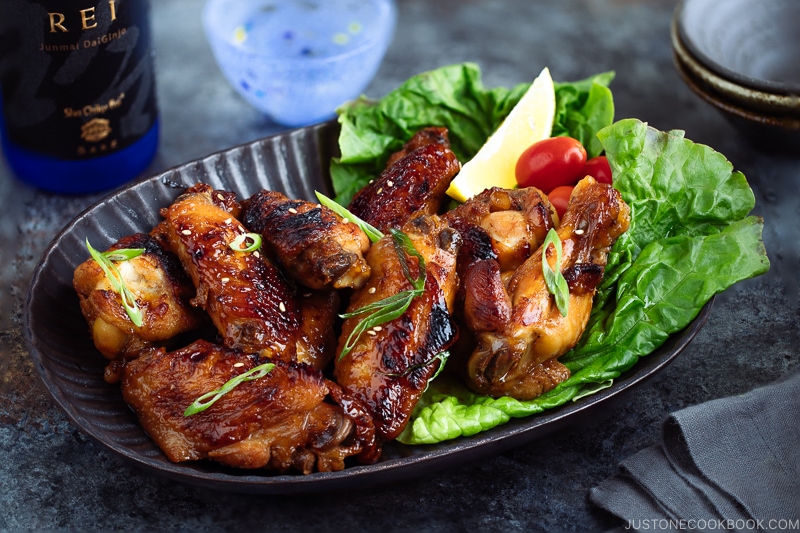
[23,122,714,494]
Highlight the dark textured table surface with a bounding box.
[1,0,797,531]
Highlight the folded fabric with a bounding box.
[590,370,800,531]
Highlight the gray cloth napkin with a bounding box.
[590,370,800,532]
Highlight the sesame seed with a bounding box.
[368,287,376,294]
[224,218,232,224]
[387,180,394,187]
[377,187,383,194]
[288,207,298,214]
[217,193,225,201]
[574,229,585,235]
[253,250,261,258]
[373,326,383,332]
[181,229,191,236]
[233,362,244,368]
[221,277,230,283]
[279,301,286,312]
[367,329,377,336]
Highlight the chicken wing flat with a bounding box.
[334,214,461,443]
[73,232,204,378]
[159,183,302,362]
[121,339,377,473]
[384,126,451,168]
[348,127,461,232]
[242,189,371,290]
[465,177,630,400]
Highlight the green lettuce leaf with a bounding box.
[331,63,614,205]
[398,118,769,445]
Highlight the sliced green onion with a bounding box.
[86,239,145,327]
[315,191,384,243]
[542,228,570,316]
[229,232,262,252]
[102,248,146,262]
[389,228,426,291]
[338,290,418,360]
[183,362,275,416]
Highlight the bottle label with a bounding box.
[0,0,158,160]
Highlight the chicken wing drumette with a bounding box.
[464,177,630,400]
[73,232,204,382]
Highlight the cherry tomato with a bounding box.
[515,137,587,193]
[583,155,612,185]
[548,185,574,220]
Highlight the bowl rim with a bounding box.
[673,47,800,131]
[670,18,800,117]
[201,0,398,63]
[674,0,800,96]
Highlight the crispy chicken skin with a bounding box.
[445,186,556,274]
[334,214,461,443]
[121,339,377,473]
[242,189,371,290]
[348,127,461,232]
[384,126,452,168]
[73,233,203,373]
[295,289,340,371]
[465,177,630,400]
[159,184,303,362]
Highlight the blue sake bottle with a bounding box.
[0,0,159,193]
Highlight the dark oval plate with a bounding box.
[24,121,712,494]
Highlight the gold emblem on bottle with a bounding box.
[81,118,112,142]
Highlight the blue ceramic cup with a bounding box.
[203,0,397,127]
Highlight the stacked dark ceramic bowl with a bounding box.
[671,0,800,152]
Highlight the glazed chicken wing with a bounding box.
[465,177,630,400]
[242,189,371,290]
[158,184,304,363]
[443,186,556,345]
[348,127,461,232]
[334,214,461,443]
[121,339,377,473]
[73,232,204,380]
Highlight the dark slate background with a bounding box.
[1,0,797,530]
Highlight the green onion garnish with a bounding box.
[183,362,275,416]
[229,232,262,252]
[542,228,569,316]
[86,239,145,327]
[315,191,384,243]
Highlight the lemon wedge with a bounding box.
[446,67,556,203]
